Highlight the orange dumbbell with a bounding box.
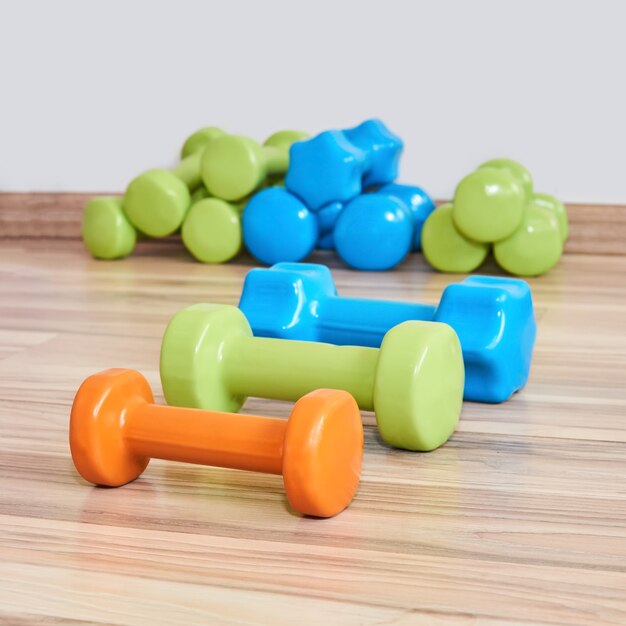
[69,368,363,518]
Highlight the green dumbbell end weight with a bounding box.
[422,204,490,273]
[494,204,563,276]
[531,193,568,243]
[124,169,191,238]
[182,198,242,264]
[479,158,533,200]
[263,130,310,149]
[452,168,526,243]
[181,127,226,159]
[82,197,136,260]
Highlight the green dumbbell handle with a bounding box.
[172,152,203,190]
[262,145,289,175]
[223,335,378,409]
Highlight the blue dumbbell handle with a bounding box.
[317,296,437,347]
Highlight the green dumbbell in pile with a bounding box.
[422,158,568,277]
[124,127,226,238]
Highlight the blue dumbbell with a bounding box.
[375,184,436,251]
[286,119,403,210]
[334,193,413,270]
[242,187,319,265]
[239,263,536,403]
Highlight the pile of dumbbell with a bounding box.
[82,127,308,264]
[81,119,435,269]
[69,261,537,518]
[82,119,567,277]
[421,159,569,276]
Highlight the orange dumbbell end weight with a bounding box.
[69,369,363,518]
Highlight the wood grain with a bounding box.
[1,193,625,256]
[0,240,625,625]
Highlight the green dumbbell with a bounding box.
[421,203,490,273]
[452,163,528,243]
[160,304,464,452]
[201,130,308,201]
[124,127,226,238]
[182,198,242,264]
[494,203,563,276]
[82,197,137,260]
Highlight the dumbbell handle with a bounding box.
[264,146,289,175]
[172,152,203,190]
[224,335,377,409]
[316,296,437,347]
[125,401,286,474]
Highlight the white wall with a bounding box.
[1,0,625,202]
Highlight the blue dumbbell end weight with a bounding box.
[242,188,319,265]
[285,131,367,210]
[343,119,404,187]
[377,183,435,251]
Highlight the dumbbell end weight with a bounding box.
[283,388,363,518]
[374,321,464,451]
[70,368,152,487]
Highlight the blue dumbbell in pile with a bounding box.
[242,119,436,270]
[239,262,537,403]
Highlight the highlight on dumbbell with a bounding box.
[69,368,363,518]
[238,262,537,403]
[160,304,464,452]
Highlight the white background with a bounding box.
[0,0,624,202]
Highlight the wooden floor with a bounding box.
[0,239,625,625]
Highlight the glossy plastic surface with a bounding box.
[531,192,569,243]
[180,127,226,159]
[82,197,136,259]
[70,368,362,518]
[239,263,537,403]
[201,135,284,201]
[334,194,412,270]
[377,183,436,250]
[343,119,403,187]
[242,187,318,265]
[160,304,462,451]
[181,198,242,264]
[494,204,564,276]
[123,169,191,237]
[422,204,490,273]
[452,168,526,243]
[478,158,533,200]
[285,130,367,209]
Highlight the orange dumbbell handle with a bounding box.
[124,401,286,475]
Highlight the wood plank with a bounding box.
[1,193,625,256]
